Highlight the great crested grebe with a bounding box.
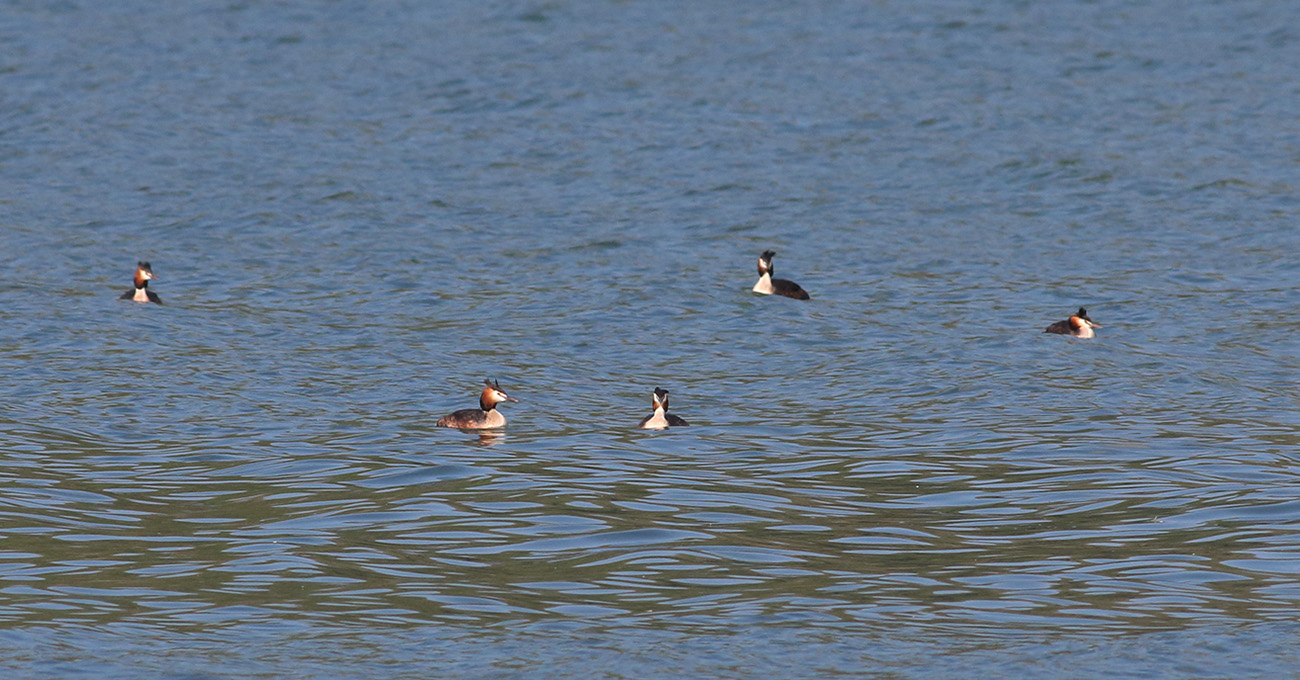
[637,387,689,430]
[120,261,162,304]
[752,250,810,300]
[1045,307,1101,338]
[436,378,518,429]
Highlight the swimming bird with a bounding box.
[752,250,810,300]
[1044,307,1101,338]
[637,387,689,430]
[436,379,518,429]
[120,261,162,304]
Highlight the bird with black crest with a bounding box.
[751,250,810,300]
[436,379,519,429]
[120,261,162,304]
[1044,307,1101,338]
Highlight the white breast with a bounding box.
[132,288,151,303]
[752,273,774,295]
[481,409,507,428]
[640,408,669,430]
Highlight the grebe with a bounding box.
[637,387,689,430]
[436,379,518,429]
[120,261,162,304]
[1044,307,1101,338]
[752,250,810,300]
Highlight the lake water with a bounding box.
[3,0,1300,677]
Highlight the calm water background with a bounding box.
[3,0,1300,677]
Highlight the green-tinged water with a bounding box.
[3,1,1300,677]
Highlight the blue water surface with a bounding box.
[2,0,1300,677]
